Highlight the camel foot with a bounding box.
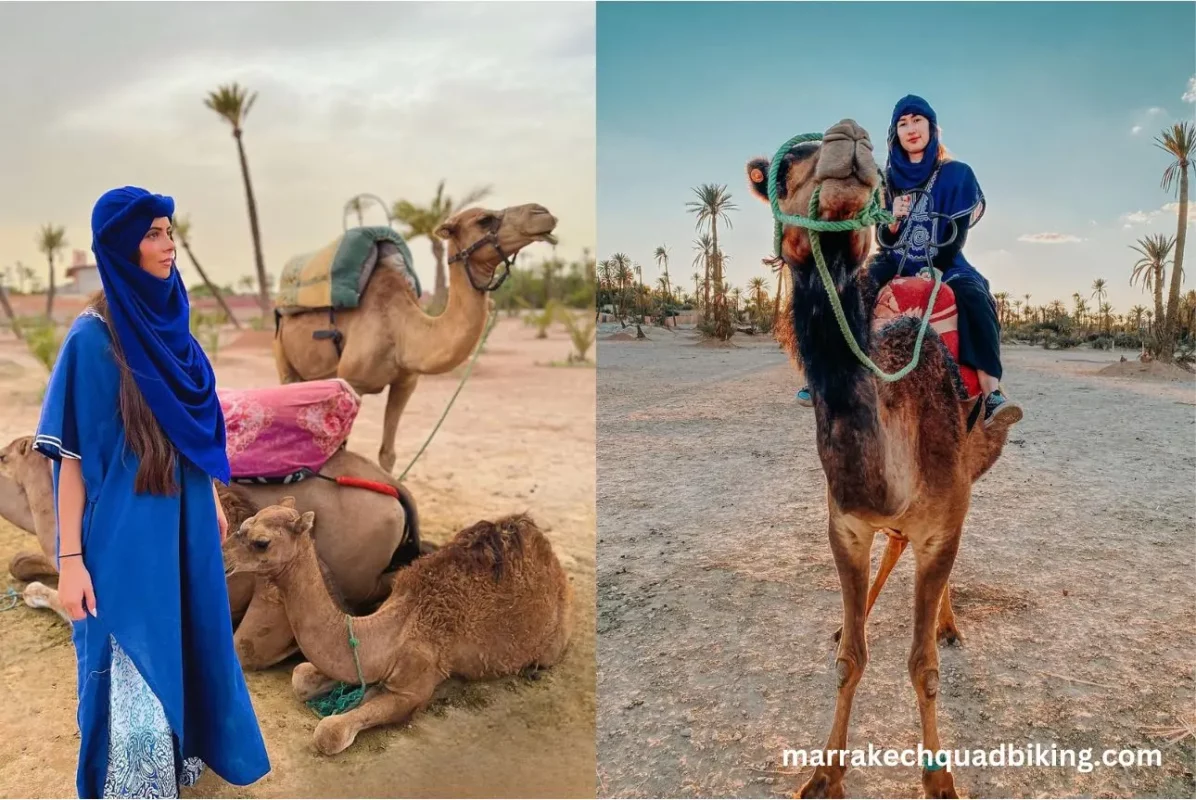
[23,581,71,623]
[797,769,845,799]
[313,715,358,756]
[292,662,339,702]
[378,450,396,474]
[9,551,57,582]
[922,768,959,798]
[937,620,963,647]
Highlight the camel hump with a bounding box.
[453,514,545,581]
[276,227,421,315]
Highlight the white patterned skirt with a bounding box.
[102,637,205,798]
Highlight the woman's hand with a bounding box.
[58,558,97,620]
[892,194,913,219]
[213,481,228,543]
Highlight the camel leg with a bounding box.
[23,581,72,624]
[378,374,419,474]
[799,515,871,799]
[833,533,907,643]
[292,662,341,702]
[937,582,962,646]
[312,653,441,755]
[9,551,57,582]
[272,333,304,384]
[909,530,962,799]
[234,583,300,670]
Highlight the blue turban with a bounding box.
[91,186,230,484]
[885,94,940,193]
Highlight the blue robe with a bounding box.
[873,159,1004,379]
[34,309,270,798]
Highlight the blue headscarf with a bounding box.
[91,186,230,484]
[885,94,940,193]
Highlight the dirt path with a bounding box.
[596,327,1195,798]
[0,316,596,799]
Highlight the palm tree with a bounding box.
[1099,302,1113,334]
[173,215,242,329]
[1129,304,1147,345]
[345,195,368,227]
[1023,294,1032,323]
[205,83,270,314]
[1155,121,1193,361]
[610,252,633,324]
[1049,300,1065,322]
[686,184,736,325]
[994,291,1009,326]
[392,180,492,309]
[1091,279,1108,333]
[1130,234,1174,338]
[0,269,18,339]
[691,235,712,314]
[37,224,66,321]
[654,245,672,327]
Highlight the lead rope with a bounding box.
[767,131,943,383]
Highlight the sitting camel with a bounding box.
[745,120,1021,799]
[274,203,559,473]
[224,499,573,755]
[0,434,424,670]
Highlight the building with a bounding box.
[62,249,101,295]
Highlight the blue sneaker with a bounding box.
[983,388,1022,427]
[795,387,813,407]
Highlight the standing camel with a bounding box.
[273,203,558,473]
[745,120,1021,799]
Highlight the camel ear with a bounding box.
[16,437,31,457]
[279,496,296,509]
[434,219,457,240]
[295,510,315,536]
[748,150,804,203]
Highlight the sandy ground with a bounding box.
[0,314,596,799]
[596,324,1195,798]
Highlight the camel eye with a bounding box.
[478,214,498,229]
[252,539,270,551]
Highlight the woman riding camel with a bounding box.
[796,95,1021,427]
[34,186,270,797]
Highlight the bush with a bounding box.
[25,318,62,371]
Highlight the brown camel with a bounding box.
[273,203,559,473]
[224,499,573,755]
[0,434,424,669]
[745,120,1021,799]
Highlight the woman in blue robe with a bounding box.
[33,186,271,797]
[796,95,1022,428]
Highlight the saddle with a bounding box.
[872,275,981,398]
[274,226,422,357]
[218,379,361,482]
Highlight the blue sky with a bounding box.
[597,1,1195,314]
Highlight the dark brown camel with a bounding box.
[746,119,1021,799]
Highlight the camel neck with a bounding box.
[394,248,489,374]
[273,538,402,685]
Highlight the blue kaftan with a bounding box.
[34,309,270,798]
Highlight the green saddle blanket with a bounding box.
[276,226,421,315]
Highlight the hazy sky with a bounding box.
[0,1,595,292]
[597,1,1195,313]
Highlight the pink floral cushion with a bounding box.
[217,379,361,479]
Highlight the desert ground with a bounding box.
[596,323,1195,798]
[0,315,596,799]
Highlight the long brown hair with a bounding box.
[87,290,179,496]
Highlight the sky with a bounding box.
[597,1,1195,314]
[0,1,595,293]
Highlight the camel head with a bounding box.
[0,435,46,486]
[435,203,558,291]
[746,119,881,270]
[223,495,315,577]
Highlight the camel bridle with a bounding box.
[446,212,514,293]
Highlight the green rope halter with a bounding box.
[767,132,942,383]
[306,614,370,717]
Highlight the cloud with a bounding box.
[1185,75,1196,103]
[1131,125,1142,135]
[1121,204,1196,227]
[1147,106,1167,116]
[1017,233,1082,244]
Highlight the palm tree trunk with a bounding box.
[233,129,270,315]
[1161,166,1189,362]
[44,255,55,321]
[181,239,242,329]
[0,282,20,339]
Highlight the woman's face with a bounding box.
[895,113,932,155]
[138,216,175,279]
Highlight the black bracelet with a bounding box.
[59,552,83,559]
